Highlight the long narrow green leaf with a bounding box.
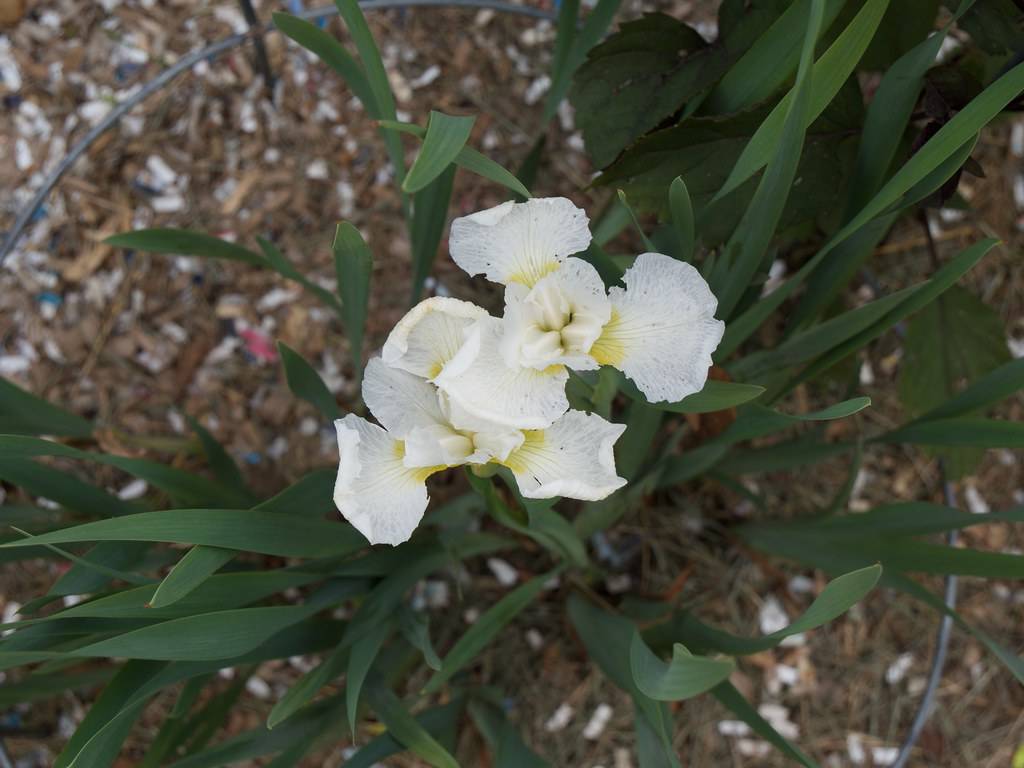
[875,418,1024,448]
[712,0,825,318]
[468,698,550,768]
[365,683,459,768]
[342,700,464,768]
[257,237,345,317]
[381,120,531,198]
[629,633,734,700]
[268,643,349,728]
[635,379,765,414]
[271,12,376,110]
[403,111,475,194]
[149,546,237,609]
[105,229,267,266]
[333,222,374,372]
[712,682,819,768]
[798,501,1024,538]
[277,341,341,421]
[715,0,891,201]
[187,415,250,500]
[410,164,456,303]
[0,508,365,558]
[667,176,695,262]
[347,619,393,735]
[0,377,93,437]
[720,58,1024,357]
[0,435,247,509]
[704,0,846,114]
[914,357,1024,422]
[424,568,558,694]
[846,0,978,215]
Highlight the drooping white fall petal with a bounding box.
[333,414,435,547]
[381,297,488,379]
[434,316,570,430]
[590,253,724,403]
[500,256,611,371]
[502,410,627,501]
[449,197,592,287]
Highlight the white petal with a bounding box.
[403,424,474,468]
[362,357,444,438]
[500,257,610,370]
[503,410,626,501]
[592,253,725,403]
[434,317,570,430]
[334,415,433,546]
[381,297,489,379]
[449,197,592,287]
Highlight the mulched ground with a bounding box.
[1,1,1022,766]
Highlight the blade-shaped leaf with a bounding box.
[712,682,819,768]
[277,341,341,421]
[403,111,475,194]
[423,568,559,694]
[364,682,459,768]
[0,377,93,437]
[410,164,456,303]
[347,619,393,735]
[629,632,734,700]
[105,229,266,265]
[149,546,237,609]
[668,176,695,262]
[333,222,373,372]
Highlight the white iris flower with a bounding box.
[332,196,725,546]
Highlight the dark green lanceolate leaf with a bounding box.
[792,501,1024,539]
[617,189,655,251]
[149,546,237,609]
[424,568,560,694]
[0,509,365,558]
[641,379,765,414]
[646,565,881,655]
[543,0,622,121]
[845,0,978,215]
[668,176,695,262]
[0,377,93,437]
[712,0,824,319]
[716,0,891,200]
[712,682,820,768]
[0,457,139,519]
[629,633,734,700]
[410,164,456,303]
[400,609,442,671]
[403,111,475,194]
[380,120,530,198]
[702,0,846,114]
[278,341,341,422]
[187,415,250,501]
[105,229,266,265]
[567,595,680,768]
[271,12,375,109]
[0,665,114,707]
[0,435,247,509]
[897,284,1011,475]
[721,58,1024,357]
[347,619,393,735]
[267,642,348,728]
[256,237,345,317]
[342,700,464,768]
[876,418,1024,449]
[915,357,1024,422]
[365,683,460,768]
[333,222,374,372]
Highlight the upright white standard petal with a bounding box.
[449,197,592,287]
[501,410,626,501]
[590,253,725,403]
[381,297,489,379]
[434,316,570,430]
[333,414,437,547]
[500,257,611,371]
[362,357,444,438]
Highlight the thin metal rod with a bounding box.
[891,477,959,768]
[238,0,276,90]
[0,0,557,266]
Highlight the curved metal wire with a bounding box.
[0,2,960,762]
[0,0,557,265]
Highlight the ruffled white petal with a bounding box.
[434,316,570,430]
[362,357,444,438]
[500,257,610,371]
[502,410,626,501]
[333,415,433,547]
[449,197,592,287]
[591,253,725,403]
[381,297,489,379]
